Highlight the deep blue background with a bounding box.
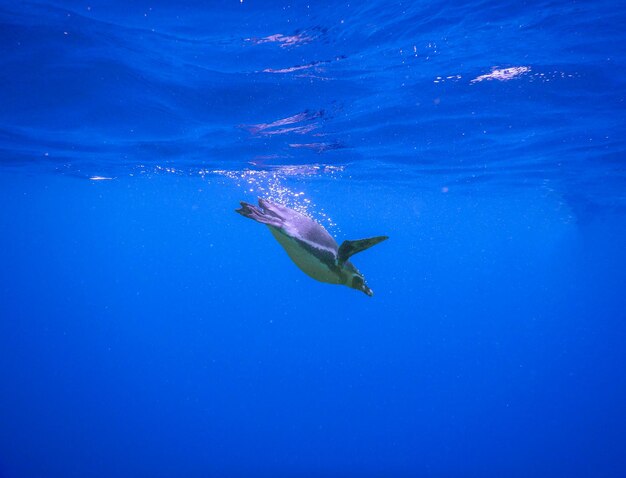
[1,1,626,477]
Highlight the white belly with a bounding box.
[269,227,342,284]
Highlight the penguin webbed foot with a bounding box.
[235,201,282,228]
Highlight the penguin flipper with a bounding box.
[338,236,388,265]
[235,201,283,228]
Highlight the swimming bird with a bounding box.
[236,198,388,296]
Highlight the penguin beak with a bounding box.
[351,275,373,297]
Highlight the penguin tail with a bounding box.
[235,201,283,228]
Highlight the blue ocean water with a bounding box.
[1,1,626,476]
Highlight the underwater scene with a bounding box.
[1,0,626,476]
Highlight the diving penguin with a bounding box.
[236,198,388,296]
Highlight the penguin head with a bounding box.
[349,273,373,297]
